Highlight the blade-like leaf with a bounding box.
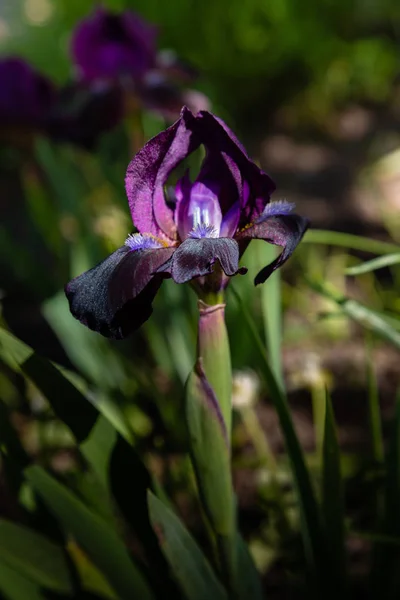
[345,253,400,275]
[109,435,179,600]
[304,230,400,255]
[321,393,347,596]
[0,520,73,594]
[306,280,400,350]
[148,491,227,600]
[235,534,263,600]
[230,286,324,590]
[370,394,400,597]
[256,243,284,389]
[25,465,154,600]
[0,327,98,443]
[0,560,45,600]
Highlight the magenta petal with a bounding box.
[236,214,310,284]
[65,245,173,338]
[157,237,241,284]
[125,107,200,239]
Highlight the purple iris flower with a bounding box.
[0,57,55,129]
[71,7,157,83]
[65,107,309,339]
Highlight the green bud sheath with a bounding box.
[197,300,232,436]
[185,359,236,589]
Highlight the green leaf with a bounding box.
[109,435,179,599]
[25,465,154,600]
[321,393,347,595]
[235,534,263,600]
[80,415,117,491]
[306,280,400,350]
[345,253,400,275]
[370,394,400,597]
[304,230,400,255]
[256,243,284,390]
[230,286,324,590]
[0,326,131,444]
[0,327,98,443]
[0,561,45,600]
[0,520,73,594]
[148,491,227,600]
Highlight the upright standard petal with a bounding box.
[236,211,310,284]
[125,107,200,239]
[157,237,243,284]
[196,111,276,221]
[65,245,173,339]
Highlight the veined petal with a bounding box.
[196,111,276,220]
[236,213,310,284]
[157,237,243,284]
[125,107,200,239]
[65,245,173,339]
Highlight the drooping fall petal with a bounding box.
[157,237,244,284]
[236,211,309,284]
[65,245,173,339]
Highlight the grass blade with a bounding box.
[307,280,400,350]
[304,230,400,255]
[370,393,400,598]
[229,286,324,591]
[321,392,347,596]
[345,253,400,275]
[256,243,284,389]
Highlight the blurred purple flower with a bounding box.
[70,8,210,121]
[65,107,309,339]
[46,81,123,150]
[0,57,55,129]
[71,7,157,83]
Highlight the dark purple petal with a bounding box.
[196,111,276,220]
[236,213,310,284]
[0,57,55,128]
[125,107,200,239]
[71,8,157,82]
[157,237,242,284]
[65,245,173,339]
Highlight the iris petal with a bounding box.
[65,245,173,339]
[156,237,242,284]
[236,214,310,284]
[125,107,200,239]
